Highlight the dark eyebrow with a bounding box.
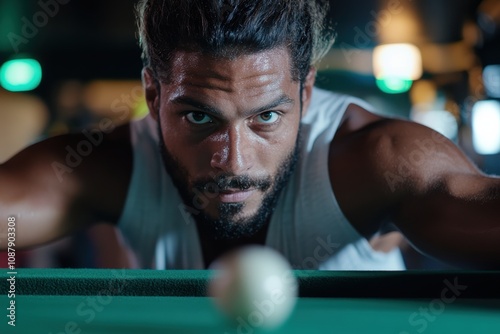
[171,94,295,118]
[171,96,221,115]
[247,94,295,116]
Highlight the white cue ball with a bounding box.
[209,246,298,330]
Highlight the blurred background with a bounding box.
[0,0,499,269]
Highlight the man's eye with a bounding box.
[186,112,212,124]
[256,111,280,124]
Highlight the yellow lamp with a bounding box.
[373,43,422,94]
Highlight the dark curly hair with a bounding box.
[136,0,335,83]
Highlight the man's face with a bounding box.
[146,48,308,239]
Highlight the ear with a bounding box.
[301,67,316,118]
[142,67,160,121]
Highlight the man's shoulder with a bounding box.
[50,122,133,172]
[0,122,134,226]
[2,122,132,174]
[64,122,134,223]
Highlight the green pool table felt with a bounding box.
[1,269,499,333]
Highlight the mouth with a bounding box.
[217,188,256,203]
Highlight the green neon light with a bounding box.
[376,77,413,94]
[0,58,42,92]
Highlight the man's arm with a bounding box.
[0,124,132,250]
[330,105,500,269]
[382,121,500,269]
[396,170,499,268]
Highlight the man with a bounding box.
[0,0,499,270]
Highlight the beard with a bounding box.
[157,122,300,240]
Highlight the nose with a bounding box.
[210,126,253,174]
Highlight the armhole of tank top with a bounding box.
[322,96,377,241]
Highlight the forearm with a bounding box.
[0,165,79,250]
[0,199,69,251]
[395,176,500,269]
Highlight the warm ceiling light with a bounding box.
[373,43,422,94]
[373,43,423,81]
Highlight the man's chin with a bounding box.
[203,203,258,226]
[199,193,263,218]
[196,205,267,240]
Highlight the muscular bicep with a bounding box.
[331,112,500,268]
[393,170,500,268]
[0,137,86,249]
[376,121,500,268]
[0,125,132,250]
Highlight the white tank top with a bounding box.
[117,88,406,270]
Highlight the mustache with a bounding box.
[192,174,272,193]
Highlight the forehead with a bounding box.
[162,48,295,99]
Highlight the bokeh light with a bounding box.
[472,100,500,155]
[0,58,42,92]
